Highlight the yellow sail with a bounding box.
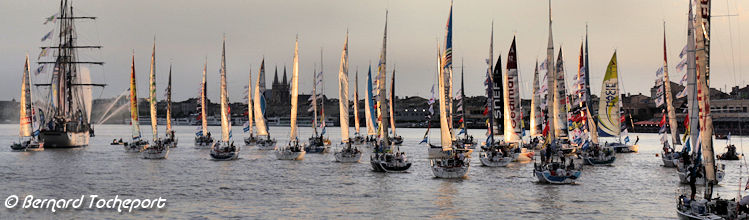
[254,60,268,136]
[438,52,452,151]
[149,41,158,141]
[219,37,231,142]
[166,65,173,134]
[289,38,300,141]
[129,54,141,140]
[338,33,350,142]
[200,59,208,136]
[19,55,32,137]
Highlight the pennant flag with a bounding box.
[679,44,687,58]
[35,64,46,75]
[581,140,590,150]
[242,121,250,132]
[43,13,58,25]
[41,30,53,42]
[675,58,688,71]
[457,128,466,135]
[620,115,626,123]
[676,88,688,99]
[419,136,428,144]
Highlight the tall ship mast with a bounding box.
[38,0,105,148]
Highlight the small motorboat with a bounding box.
[210,141,239,160]
[276,140,306,160]
[10,139,43,151]
[110,139,125,145]
[534,162,582,184]
[607,142,639,153]
[370,141,411,172]
[478,142,517,167]
[390,135,403,145]
[716,144,741,160]
[124,140,148,153]
[334,141,363,163]
[142,139,169,159]
[430,151,470,178]
[581,144,616,166]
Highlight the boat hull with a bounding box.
[38,131,89,148]
[256,139,277,150]
[305,144,329,153]
[209,142,240,160]
[430,159,470,178]
[194,136,214,148]
[142,145,169,159]
[515,148,534,162]
[244,136,258,146]
[608,143,638,153]
[582,155,616,165]
[370,154,411,172]
[534,170,582,184]
[334,150,362,163]
[275,149,305,160]
[124,141,147,153]
[479,152,514,167]
[678,168,726,184]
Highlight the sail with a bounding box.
[504,37,521,142]
[219,38,231,142]
[129,55,141,140]
[200,59,208,136]
[289,38,300,141]
[149,42,158,140]
[696,0,715,183]
[438,51,452,151]
[389,69,396,136]
[254,60,269,136]
[377,12,390,149]
[338,33,350,142]
[662,28,681,145]
[353,71,360,134]
[530,60,542,136]
[485,22,496,144]
[493,55,503,134]
[443,2,454,134]
[166,65,173,134]
[247,68,254,135]
[552,49,568,138]
[686,0,699,154]
[545,0,556,139]
[19,55,33,137]
[586,105,599,145]
[365,66,376,135]
[311,65,318,136]
[598,52,620,137]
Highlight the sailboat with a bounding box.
[658,25,684,167]
[388,67,403,145]
[209,36,239,161]
[351,70,366,145]
[533,0,582,184]
[529,59,544,150]
[370,11,412,172]
[164,65,177,148]
[453,61,476,150]
[11,55,44,151]
[676,1,734,218]
[253,59,277,150]
[244,68,258,145]
[334,32,362,163]
[597,52,638,153]
[276,37,306,160]
[194,59,214,147]
[38,0,104,147]
[124,54,148,153]
[364,65,378,145]
[578,40,614,165]
[478,34,520,167]
[142,41,169,159]
[428,3,469,179]
[306,52,331,153]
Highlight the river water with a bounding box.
[1,124,747,219]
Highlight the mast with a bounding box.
[289,37,300,142]
[460,60,467,138]
[166,65,172,135]
[338,32,350,142]
[486,22,496,144]
[247,67,254,135]
[219,36,231,142]
[378,11,390,150]
[584,24,592,106]
[200,58,208,136]
[663,23,681,145]
[504,36,521,142]
[254,59,269,137]
[129,54,141,141]
[353,70,360,135]
[320,49,325,135]
[20,55,33,137]
[312,63,318,136]
[149,40,158,141]
[545,0,556,140]
[530,59,542,137]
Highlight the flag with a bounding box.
[38,48,49,59]
[41,30,53,42]
[320,126,326,136]
[457,128,465,135]
[660,133,668,144]
[659,112,666,128]
[679,44,687,58]
[542,121,550,136]
[43,13,57,25]
[623,129,630,144]
[35,64,46,75]
[242,121,250,132]
[620,115,626,123]
[675,58,687,71]
[581,140,590,150]
[419,136,428,144]
[682,116,690,142]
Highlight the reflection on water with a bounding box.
[0,124,748,218]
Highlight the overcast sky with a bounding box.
[1,0,747,103]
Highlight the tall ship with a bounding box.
[37,0,105,148]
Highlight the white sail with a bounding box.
[377,13,390,150]
[77,67,92,123]
[19,55,33,137]
[129,55,141,140]
[598,52,620,137]
[247,68,254,135]
[696,0,715,182]
[438,51,452,151]
[552,49,568,138]
[289,38,300,141]
[254,60,269,137]
[503,37,521,142]
[149,42,158,140]
[545,0,556,139]
[353,71,360,134]
[662,28,681,145]
[530,60,542,137]
[200,59,208,136]
[338,33,350,142]
[586,105,599,145]
[219,37,231,142]
[365,67,376,136]
[389,69,396,136]
[686,0,699,155]
[166,65,173,134]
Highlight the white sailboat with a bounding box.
[351,70,366,145]
[209,36,239,160]
[11,55,44,151]
[142,41,169,159]
[254,59,277,150]
[388,67,403,145]
[276,37,306,160]
[453,61,476,150]
[306,50,331,153]
[659,25,684,167]
[164,65,177,148]
[597,52,638,153]
[334,32,362,163]
[529,59,544,150]
[124,54,148,153]
[244,67,258,146]
[370,11,411,172]
[195,58,214,147]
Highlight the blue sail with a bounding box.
[367,65,377,131]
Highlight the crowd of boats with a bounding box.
[7,0,749,219]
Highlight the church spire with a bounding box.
[273,65,279,86]
[282,66,288,86]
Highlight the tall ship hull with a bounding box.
[39,130,89,148]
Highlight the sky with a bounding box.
[1,0,747,103]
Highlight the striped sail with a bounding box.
[289,38,300,141]
[338,33,350,142]
[530,60,542,137]
[353,71,360,134]
[365,66,376,135]
[552,49,568,138]
[166,65,173,134]
[438,51,452,151]
[19,55,33,137]
[129,55,141,140]
[598,52,620,137]
[149,42,158,140]
[662,28,681,145]
[247,68,254,135]
[443,2,454,135]
[219,38,231,142]
[377,13,390,150]
[200,59,208,137]
[696,0,715,183]
[504,37,521,142]
[254,60,269,137]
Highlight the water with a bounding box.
[1,124,747,219]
